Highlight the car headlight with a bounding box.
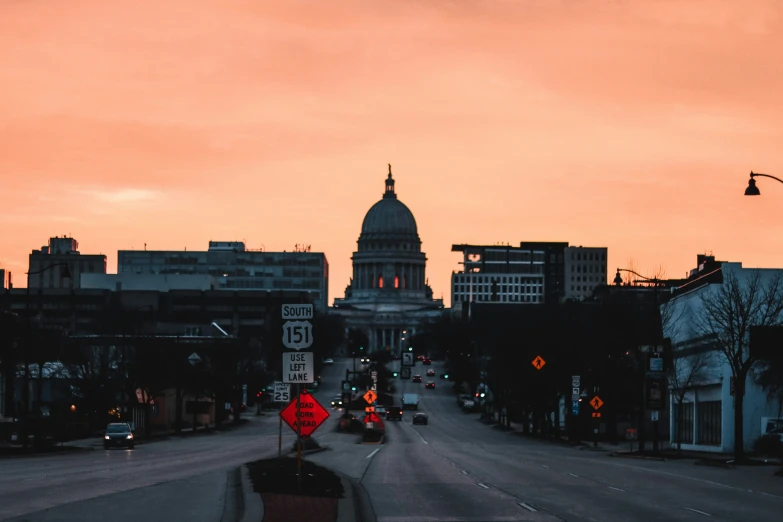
[105,435,110,440]
[126,434,133,439]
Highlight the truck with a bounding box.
[402,393,419,410]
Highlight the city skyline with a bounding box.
[2,0,783,307]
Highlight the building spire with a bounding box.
[384,164,396,198]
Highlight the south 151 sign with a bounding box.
[282,304,313,349]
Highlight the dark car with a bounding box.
[338,413,364,432]
[425,381,435,389]
[104,422,134,449]
[412,412,428,425]
[386,406,403,421]
[412,375,422,383]
[422,358,432,365]
[426,369,435,376]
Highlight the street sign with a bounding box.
[279,390,329,438]
[571,375,581,388]
[571,399,580,415]
[402,352,414,366]
[282,303,313,320]
[590,396,604,410]
[188,352,201,366]
[283,352,314,383]
[282,320,313,350]
[273,382,291,402]
[571,387,580,396]
[400,367,411,379]
[592,412,601,418]
[365,406,375,413]
[532,355,546,370]
[363,390,377,404]
[645,376,666,411]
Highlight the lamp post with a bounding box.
[614,267,668,454]
[21,262,72,448]
[744,171,783,196]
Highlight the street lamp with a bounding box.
[21,262,72,448]
[744,171,783,196]
[614,267,668,455]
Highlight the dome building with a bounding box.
[332,165,445,353]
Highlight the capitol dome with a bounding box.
[359,165,420,243]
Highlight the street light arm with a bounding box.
[614,267,665,286]
[26,262,72,278]
[751,172,783,185]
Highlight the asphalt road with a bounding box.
[0,360,346,522]
[308,359,783,522]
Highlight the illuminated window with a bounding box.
[378,275,384,288]
[394,276,400,288]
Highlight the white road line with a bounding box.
[685,508,712,517]
[568,473,579,478]
[366,448,381,459]
[410,426,429,445]
[518,502,537,512]
[477,483,490,489]
[541,464,549,468]
[608,486,625,492]
[461,470,469,475]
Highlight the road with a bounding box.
[4,357,783,522]
[308,359,783,522]
[0,361,346,522]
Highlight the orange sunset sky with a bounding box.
[1,0,783,307]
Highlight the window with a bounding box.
[673,402,694,444]
[697,401,721,445]
[378,275,384,288]
[394,275,399,289]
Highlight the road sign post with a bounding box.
[281,303,316,493]
[532,355,546,370]
[402,352,414,366]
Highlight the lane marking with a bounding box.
[461,470,469,475]
[541,464,549,468]
[477,483,490,489]
[608,486,625,492]
[518,502,537,512]
[568,473,579,478]
[366,448,381,459]
[409,425,429,445]
[684,508,712,517]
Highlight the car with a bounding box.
[104,422,134,449]
[422,358,432,365]
[374,406,387,416]
[426,369,435,376]
[412,412,428,425]
[360,357,370,363]
[330,396,344,408]
[412,375,422,383]
[386,406,403,421]
[425,381,435,389]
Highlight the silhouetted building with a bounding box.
[332,166,445,352]
[28,236,107,289]
[564,246,607,300]
[117,241,329,312]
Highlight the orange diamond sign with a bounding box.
[590,396,604,410]
[532,356,546,370]
[363,390,377,404]
[279,390,330,438]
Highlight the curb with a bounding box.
[609,452,667,462]
[239,465,265,522]
[287,446,330,456]
[337,473,377,522]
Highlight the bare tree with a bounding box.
[698,269,783,459]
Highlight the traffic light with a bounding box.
[393,372,398,377]
[444,374,449,379]
[408,346,413,352]
[351,386,357,391]
[360,346,364,351]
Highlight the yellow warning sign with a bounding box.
[590,396,604,410]
[365,406,375,413]
[591,412,601,418]
[363,390,377,404]
[532,356,546,370]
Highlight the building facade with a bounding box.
[450,242,606,311]
[331,166,445,352]
[28,236,107,289]
[664,256,783,453]
[563,246,608,300]
[118,241,329,313]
